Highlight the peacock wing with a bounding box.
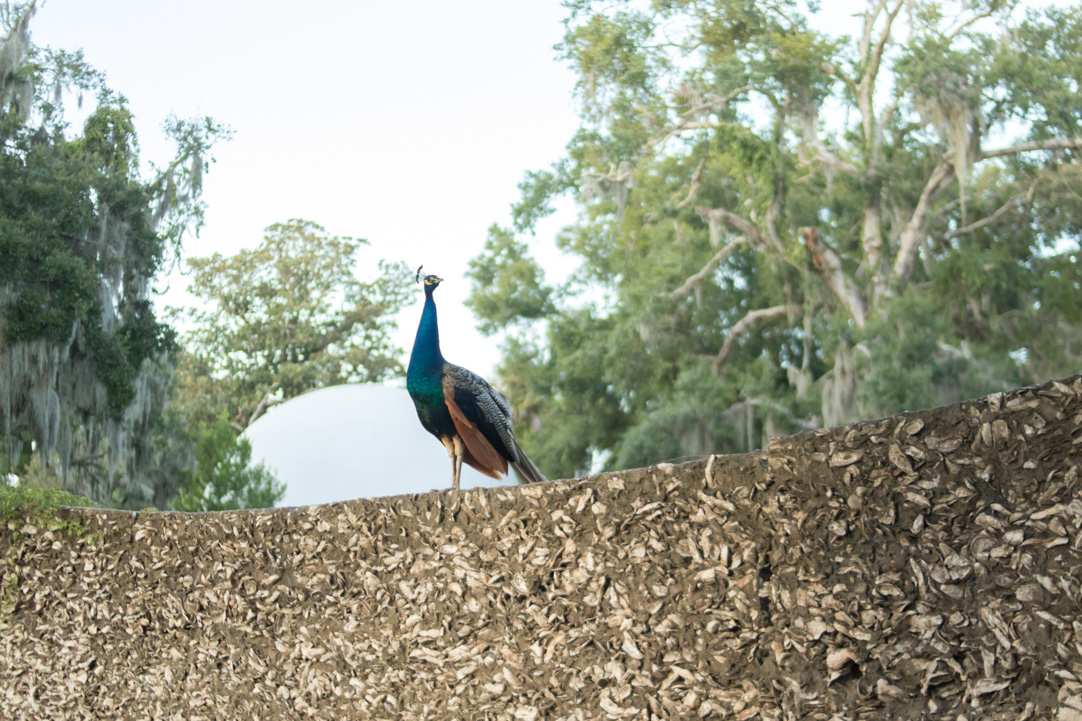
[442,364,518,476]
[444,401,508,478]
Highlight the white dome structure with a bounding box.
[245,384,508,506]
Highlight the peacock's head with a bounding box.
[415,265,443,293]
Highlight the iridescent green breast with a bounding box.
[407,372,455,438]
[407,292,455,438]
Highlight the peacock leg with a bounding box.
[439,436,457,491]
[451,436,465,491]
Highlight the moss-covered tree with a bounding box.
[0,2,227,505]
[470,0,1082,478]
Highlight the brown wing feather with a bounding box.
[445,395,509,477]
[462,448,503,480]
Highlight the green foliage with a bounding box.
[0,6,226,506]
[471,0,1082,477]
[171,416,283,512]
[990,6,1082,138]
[850,292,1025,416]
[167,219,410,509]
[1,471,99,617]
[467,225,555,334]
[0,482,98,536]
[179,219,411,428]
[512,164,573,233]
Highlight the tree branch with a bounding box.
[945,10,994,43]
[944,199,1016,240]
[858,0,905,149]
[802,228,868,327]
[821,61,856,96]
[858,0,883,72]
[762,194,785,255]
[694,197,786,255]
[793,71,858,174]
[645,85,752,150]
[943,177,1039,240]
[868,0,906,84]
[247,382,283,428]
[695,205,764,247]
[668,238,748,301]
[646,121,728,150]
[891,138,1081,289]
[712,305,799,374]
[876,93,902,144]
[977,137,1082,161]
[676,159,705,209]
[892,162,954,287]
[801,128,862,175]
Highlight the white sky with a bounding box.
[27,0,582,503]
[29,0,581,380]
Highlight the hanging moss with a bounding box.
[0,12,226,506]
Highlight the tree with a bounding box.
[171,415,284,512]
[0,2,228,505]
[469,0,1082,478]
[179,219,411,429]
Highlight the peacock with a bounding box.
[406,267,548,491]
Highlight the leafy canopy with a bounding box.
[180,219,411,429]
[0,2,228,506]
[170,415,284,512]
[470,0,1082,478]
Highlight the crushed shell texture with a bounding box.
[2,375,1081,720]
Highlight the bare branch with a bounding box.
[762,195,785,255]
[668,238,748,301]
[894,142,1068,280]
[804,137,862,175]
[678,121,729,132]
[694,197,785,256]
[821,61,857,96]
[876,93,902,143]
[869,0,906,81]
[977,137,1082,162]
[646,121,726,151]
[944,199,1015,240]
[892,162,954,287]
[858,0,906,149]
[945,10,994,43]
[893,140,1080,272]
[644,85,752,150]
[583,162,633,184]
[802,228,868,327]
[943,178,1039,240]
[247,382,283,428]
[677,159,705,209]
[695,205,764,247]
[712,305,799,374]
[858,0,884,70]
[692,85,753,113]
[795,93,861,175]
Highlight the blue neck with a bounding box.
[409,291,445,375]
